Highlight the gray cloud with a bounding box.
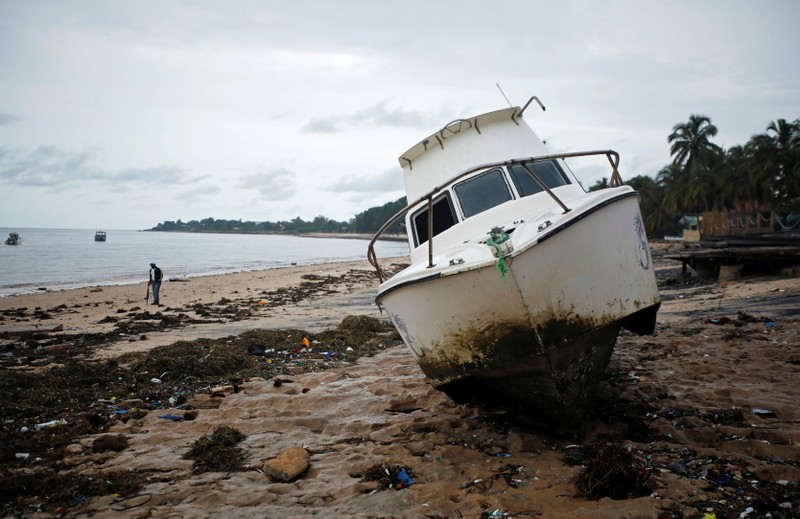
[326,167,404,193]
[0,146,98,187]
[0,112,21,125]
[236,167,297,200]
[177,184,222,201]
[115,165,190,184]
[301,101,436,134]
[301,117,339,134]
[0,146,191,189]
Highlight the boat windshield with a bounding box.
[508,160,571,197]
[454,168,513,218]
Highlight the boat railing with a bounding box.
[368,150,623,282]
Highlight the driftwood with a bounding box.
[0,323,64,337]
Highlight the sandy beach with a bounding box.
[1,248,798,518]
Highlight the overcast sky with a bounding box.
[1,0,798,230]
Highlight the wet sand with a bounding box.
[1,250,798,518]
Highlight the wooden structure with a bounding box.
[700,211,775,238]
[665,211,800,280]
[666,233,800,280]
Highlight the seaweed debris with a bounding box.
[184,425,247,473]
[573,443,650,500]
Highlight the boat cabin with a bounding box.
[367,98,626,283]
[398,106,589,263]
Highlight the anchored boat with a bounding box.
[367,97,660,422]
[5,232,22,245]
[95,231,107,242]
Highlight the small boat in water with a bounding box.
[5,232,22,245]
[95,231,107,242]
[367,97,660,422]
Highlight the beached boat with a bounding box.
[5,232,22,245]
[367,97,660,422]
[95,231,107,242]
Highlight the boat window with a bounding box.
[412,195,457,247]
[454,168,513,218]
[508,160,571,197]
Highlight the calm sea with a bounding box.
[0,228,409,297]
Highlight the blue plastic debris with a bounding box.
[395,469,414,488]
[158,413,184,421]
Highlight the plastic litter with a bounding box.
[360,463,415,491]
[752,407,777,418]
[158,413,185,421]
[713,474,732,485]
[460,478,483,489]
[35,419,67,429]
[395,469,414,488]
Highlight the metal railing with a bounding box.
[367,150,623,282]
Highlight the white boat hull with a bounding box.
[377,194,659,421]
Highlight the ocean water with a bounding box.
[0,228,409,297]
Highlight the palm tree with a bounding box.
[723,144,758,210]
[705,150,734,211]
[657,162,698,214]
[668,115,723,211]
[627,175,670,237]
[748,118,800,210]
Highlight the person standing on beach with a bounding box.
[149,262,164,306]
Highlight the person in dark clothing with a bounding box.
[149,262,164,305]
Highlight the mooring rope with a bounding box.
[486,228,510,283]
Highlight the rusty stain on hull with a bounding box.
[414,309,657,422]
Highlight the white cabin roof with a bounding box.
[397,106,550,202]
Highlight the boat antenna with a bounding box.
[496,82,513,107]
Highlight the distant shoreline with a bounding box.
[300,232,406,242]
[143,229,408,242]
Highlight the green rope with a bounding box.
[485,228,510,283]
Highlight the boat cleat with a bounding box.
[537,220,552,232]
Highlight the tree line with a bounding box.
[148,198,407,235]
[590,116,800,237]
